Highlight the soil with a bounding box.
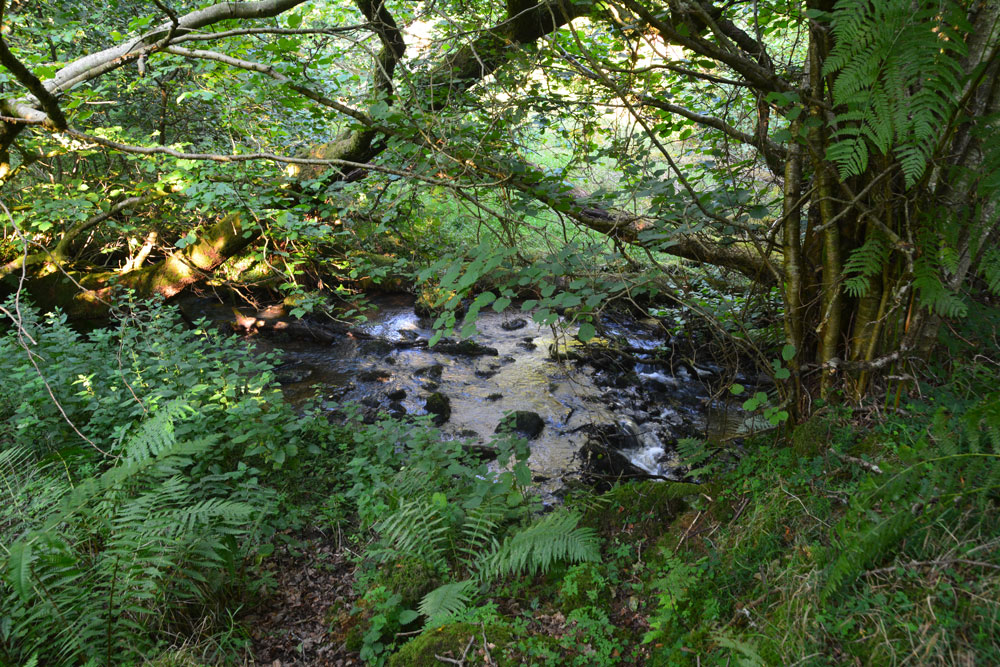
[244,532,362,666]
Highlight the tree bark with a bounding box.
[15,214,258,319]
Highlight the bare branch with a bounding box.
[56,127,502,189]
[638,96,785,169]
[0,37,67,128]
[172,25,372,43]
[0,0,311,127]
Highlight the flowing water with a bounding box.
[181,294,749,494]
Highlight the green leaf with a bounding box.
[398,609,419,625]
[7,540,34,602]
[431,492,448,509]
[577,322,596,342]
[287,13,303,28]
[730,383,745,395]
[781,344,796,361]
[514,462,532,487]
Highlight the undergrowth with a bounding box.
[2,296,998,665]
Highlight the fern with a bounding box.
[913,245,968,317]
[978,248,1000,296]
[824,0,970,185]
[458,500,503,572]
[480,510,600,580]
[842,233,888,298]
[375,499,451,568]
[0,403,264,664]
[417,580,475,626]
[821,393,1000,601]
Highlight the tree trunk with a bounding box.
[15,214,258,319]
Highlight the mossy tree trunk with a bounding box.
[17,214,258,319]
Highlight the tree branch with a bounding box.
[615,0,790,94]
[163,46,373,125]
[0,37,67,128]
[638,96,784,168]
[0,0,311,127]
[171,25,371,43]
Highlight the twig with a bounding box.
[481,621,494,666]
[832,450,883,475]
[435,635,475,665]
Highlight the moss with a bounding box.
[377,556,441,607]
[388,622,516,667]
[424,391,451,425]
[557,562,608,612]
[791,412,836,457]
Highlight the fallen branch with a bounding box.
[833,450,883,475]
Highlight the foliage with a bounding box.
[823,0,969,185]
[0,298,341,663]
[0,405,261,664]
[345,414,600,648]
[638,389,1000,665]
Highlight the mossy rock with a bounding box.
[377,556,442,607]
[388,622,516,667]
[495,410,545,440]
[548,336,613,362]
[580,480,703,539]
[424,391,451,425]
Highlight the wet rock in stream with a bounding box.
[474,359,502,379]
[495,410,545,440]
[274,365,313,384]
[416,363,444,380]
[358,368,391,382]
[424,391,451,425]
[433,339,499,357]
[579,425,659,487]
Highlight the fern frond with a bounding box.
[120,400,190,463]
[458,501,503,572]
[843,234,888,298]
[418,579,474,626]
[480,510,600,581]
[376,499,450,568]
[978,248,1000,296]
[824,0,970,185]
[913,251,967,318]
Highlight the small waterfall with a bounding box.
[618,417,665,476]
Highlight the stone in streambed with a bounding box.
[495,410,545,440]
[433,339,499,357]
[416,363,444,380]
[424,392,451,425]
[359,368,391,382]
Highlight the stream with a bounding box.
[181,293,749,497]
